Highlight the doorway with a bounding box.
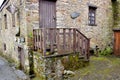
[113,30,120,56]
[39,0,56,28]
[18,47,25,70]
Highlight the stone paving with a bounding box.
[67,56,120,80]
[0,56,28,80]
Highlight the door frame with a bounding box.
[39,0,57,28]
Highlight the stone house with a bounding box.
[0,0,118,78]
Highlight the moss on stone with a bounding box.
[0,51,17,65]
[112,0,120,28]
[62,54,89,71]
[33,52,45,79]
[69,56,120,79]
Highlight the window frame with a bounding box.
[88,6,97,26]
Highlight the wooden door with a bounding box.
[18,47,25,70]
[114,31,120,56]
[39,0,56,28]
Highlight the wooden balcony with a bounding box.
[33,28,90,60]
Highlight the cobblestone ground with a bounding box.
[0,56,28,80]
[67,56,120,80]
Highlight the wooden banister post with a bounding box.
[87,39,90,60]
[43,28,46,56]
[73,29,76,53]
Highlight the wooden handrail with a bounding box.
[33,28,90,59]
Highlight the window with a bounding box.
[17,12,20,26]
[3,43,6,51]
[4,14,7,29]
[112,0,117,2]
[12,14,15,27]
[0,18,2,30]
[88,6,97,26]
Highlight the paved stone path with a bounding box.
[0,56,24,80]
[67,56,120,80]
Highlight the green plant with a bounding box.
[99,47,113,56]
[28,32,34,49]
[62,54,89,71]
[28,32,33,38]
[0,52,16,65]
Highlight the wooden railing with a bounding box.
[33,28,90,59]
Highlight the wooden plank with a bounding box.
[38,29,40,50]
[77,32,80,52]
[43,29,46,56]
[81,37,83,55]
[33,28,90,59]
[44,53,74,58]
[114,32,120,56]
[36,29,38,50]
[35,30,37,50]
[56,29,60,53]
[87,39,90,60]
[79,37,82,55]
[41,29,43,52]
[76,32,79,51]
[68,29,72,52]
[39,0,56,28]
[63,29,66,53]
[76,29,89,40]
[33,30,36,50]
[50,29,54,52]
[39,29,42,50]
[84,39,87,60]
[73,29,76,53]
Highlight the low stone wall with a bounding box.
[33,52,89,80]
[33,52,46,79]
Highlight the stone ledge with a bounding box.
[44,53,74,58]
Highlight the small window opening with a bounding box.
[88,6,97,26]
[4,14,7,29]
[4,43,6,51]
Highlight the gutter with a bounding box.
[0,0,9,12]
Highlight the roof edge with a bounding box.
[0,0,9,12]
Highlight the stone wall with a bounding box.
[23,0,114,50]
[56,0,113,50]
[33,52,45,79]
[0,0,39,74]
[0,0,114,58]
[112,0,120,28]
[25,0,114,50]
[0,0,117,79]
[0,0,29,73]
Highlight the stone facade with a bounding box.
[0,0,118,79]
[0,0,31,72]
[56,0,113,49]
[112,0,120,28]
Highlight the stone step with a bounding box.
[79,56,85,59]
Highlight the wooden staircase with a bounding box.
[33,28,90,60]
